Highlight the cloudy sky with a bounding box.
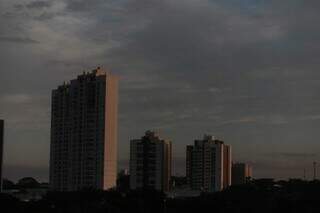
[1,0,320,182]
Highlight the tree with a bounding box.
[2,178,15,190]
[16,177,40,189]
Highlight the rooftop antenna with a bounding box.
[313,162,317,180]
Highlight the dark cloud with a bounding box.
[13,4,24,10]
[26,1,52,9]
[33,12,56,21]
[265,152,318,159]
[0,36,39,44]
[65,0,111,12]
[12,1,53,12]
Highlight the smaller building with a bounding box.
[130,131,172,192]
[186,135,232,192]
[232,163,252,185]
[117,169,130,192]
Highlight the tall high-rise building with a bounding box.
[50,67,118,191]
[130,131,172,192]
[0,120,4,192]
[232,163,252,185]
[186,135,231,192]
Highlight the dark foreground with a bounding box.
[2,179,320,213]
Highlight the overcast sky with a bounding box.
[1,0,320,182]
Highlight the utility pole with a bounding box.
[314,162,317,180]
[303,168,306,180]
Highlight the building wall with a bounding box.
[247,164,253,178]
[223,145,232,188]
[50,85,70,191]
[214,142,223,192]
[163,140,172,191]
[129,140,138,189]
[232,163,252,185]
[103,74,118,190]
[155,142,163,190]
[186,145,193,185]
[189,140,205,191]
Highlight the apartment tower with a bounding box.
[186,135,231,192]
[130,131,172,192]
[50,67,118,191]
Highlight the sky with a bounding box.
[1,0,320,182]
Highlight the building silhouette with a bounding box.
[0,120,3,192]
[117,169,130,192]
[130,131,172,192]
[50,67,118,191]
[232,163,252,185]
[186,135,231,192]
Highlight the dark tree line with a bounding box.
[2,179,320,213]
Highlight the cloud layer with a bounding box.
[1,0,320,181]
